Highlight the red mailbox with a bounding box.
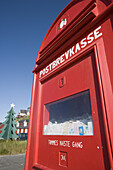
[25,0,113,169]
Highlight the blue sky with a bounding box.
[0,0,71,122]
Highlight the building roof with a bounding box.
[19,110,27,114]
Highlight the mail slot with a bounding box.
[25,0,113,170]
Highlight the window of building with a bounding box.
[24,121,27,127]
[21,129,24,133]
[17,121,19,127]
[25,129,27,133]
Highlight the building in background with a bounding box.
[0,123,4,138]
[16,107,30,140]
[17,107,30,118]
[16,119,29,140]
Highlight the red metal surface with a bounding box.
[37,52,109,170]
[25,0,113,170]
[39,26,102,80]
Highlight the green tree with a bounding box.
[0,104,18,140]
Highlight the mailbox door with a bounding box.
[39,51,110,170]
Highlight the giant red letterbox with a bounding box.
[25,0,113,169]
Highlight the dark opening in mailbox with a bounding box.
[25,0,113,169]
[43,90,94,136]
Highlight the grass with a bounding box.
[0,140,27,155]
